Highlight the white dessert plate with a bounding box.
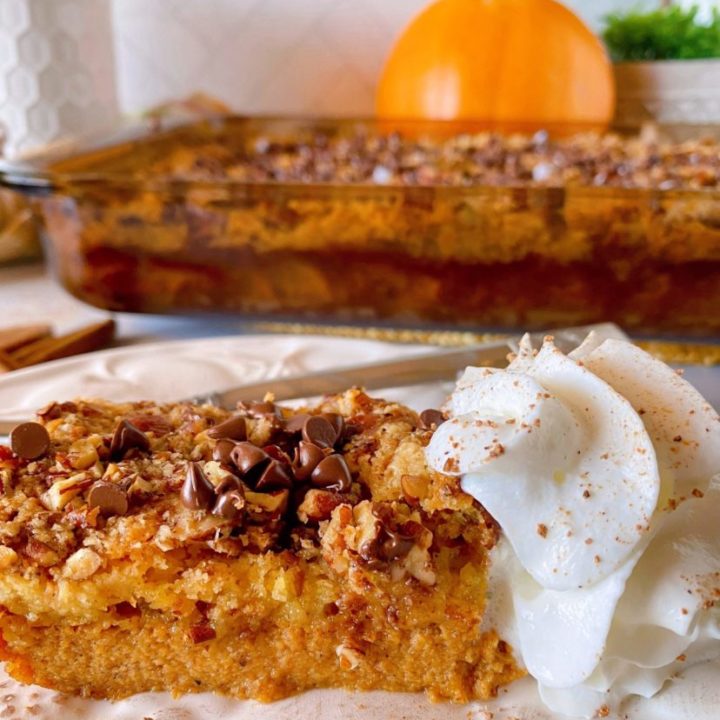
[0,334,717,720]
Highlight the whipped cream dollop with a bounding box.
[426,334,720,717]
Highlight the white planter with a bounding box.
[614,59,720,126]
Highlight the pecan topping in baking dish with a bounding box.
[156,127,720,189]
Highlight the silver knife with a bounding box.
[189,322,626,408]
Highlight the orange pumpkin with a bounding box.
[376,0,615,130]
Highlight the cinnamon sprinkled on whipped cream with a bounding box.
[426,333,720,718]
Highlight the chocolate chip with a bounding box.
[87,480,128,516]
[358,516,420,565]
[379,527,417,562]
[109,419,151,461]
[212,438,237,464]
[284,413,310,434]
[230,442,270,480]
[256,459,293,490]
[212,488,245,521]
[215,475,242,495]
[263,444,293,466]
[302,415,337,449]
[208,415,247,441]
[322,413,345,444]
[311,453,352,492]
[419,409,446,431]
[10,422,50,460]
[293,441,325,482]
[181,462,215,510]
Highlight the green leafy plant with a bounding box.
[602,4,720,62]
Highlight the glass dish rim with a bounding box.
[2,114,720,200]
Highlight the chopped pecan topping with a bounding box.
[297,489,344,523]
[0,391,482,582]
[400,474,429,504]
[188,623,216,644]
[37,401,77,422]
[63,548,102,580]
[245,489,289,516]
[189,127,720,190]
[124,413,173,436]
[24,537,60,567]
[43,473,93,511]
[67,437,101,470]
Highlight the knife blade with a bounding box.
[189,322,626,408]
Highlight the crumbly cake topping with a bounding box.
[0,389,495,588]
[155,127,720,189]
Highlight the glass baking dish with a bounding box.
[1,116,719,335]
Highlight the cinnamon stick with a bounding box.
[10,320,116,367]
[0,351,19,373]
[0,324,51,354]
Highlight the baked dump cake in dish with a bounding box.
[0,333,717,718]
[6,117,719,334]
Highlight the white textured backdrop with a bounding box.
[0,0,117,155]
[110,0,652,116]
